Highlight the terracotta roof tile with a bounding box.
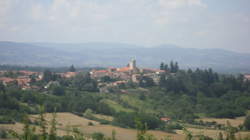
[117,67,131,72]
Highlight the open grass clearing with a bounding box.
[2,113,250,140]
[197,116,245,127]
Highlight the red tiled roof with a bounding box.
[62,72,77,78]
[0,77,15,83]
[160,117,171,121]
[117,67,131,72]
[244,74,250,79]
[19,70,37,75]
[16,78,30,85]
[95,70,109,73]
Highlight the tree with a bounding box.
[92,132,104,140]
[100,76,113,82]
[39,106,47,140]
[174,62,179,72]
[160,62,164,70]
[73,73,98,92]
[111,130,116,140]
[159,74,166,87]
[83,108,93,118]
[52,86,65,96]
[9,115,37,140]
[135,118,147,140]
[69,65,76,72]
[218,132,223,140]
[48,112,57,140]
[43,70,61,82]
[43,70,53,82]
[30,75,37,83]
[0,82,5,93]
[170,61,174,73]
[225,121,237,140]
[139,76,155,87]
[135,118,158,140]
[22,115,36,140]
[244,115,250,130]
[164,64,169,71]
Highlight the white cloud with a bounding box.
[29,0,112,26]
[188,0,206,7]
[0,0,12,23]
[158,0,205,9]
[0,1,11,15]
[153,0,206,26]
[1,0,250,53]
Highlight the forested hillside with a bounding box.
[1,64,250,123]
[1,62,250,139]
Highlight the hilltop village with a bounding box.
[2,59,250,140]
[0,59,166,92]
[1,59,250,93]
[90,59,165,92]
[0,70,77,90]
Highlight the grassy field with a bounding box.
[93,114,114,121]
[120,95,157,114]
[176,128,250,139]
[0,113,184,140]
[101,99,134,113]
[197,117,245,127]
[1,113,250,140]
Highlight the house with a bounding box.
[90,70,111,79]
[140,68,165,74]
[0,71,7,75]
[112,80,127,86]
[244,74,250,81]
[116,67,131,72]
[90,59,166,85]
[19,70,38,76]
[61,72,77,78]
[16,77,31,87]
[0,77,15,85]
[132,74,141,83]
[160,117,171,123]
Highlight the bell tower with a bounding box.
[129,58,136,70]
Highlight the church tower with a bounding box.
[129,58,136,70]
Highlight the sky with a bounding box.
[0,0,250,52]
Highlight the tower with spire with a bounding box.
[129,58,136,70]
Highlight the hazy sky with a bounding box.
[0,0,249,52]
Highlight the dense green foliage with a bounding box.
[69,65,76,72]
[1,62,250,130]
[158,64,250,119]
[113,112,162,129]
[244,115,250,130]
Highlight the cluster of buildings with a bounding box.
[0,70,42,90]
[0,70,78,90]
[244,74,250,81]
[0,59,165,91]
[90,59,166,92]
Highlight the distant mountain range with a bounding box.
[0,41,250,73]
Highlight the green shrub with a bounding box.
[92,132,105,140]
[0,116,15,124]
[88,122,94,126]
[0,129,7,138]
[244,115,250,130]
